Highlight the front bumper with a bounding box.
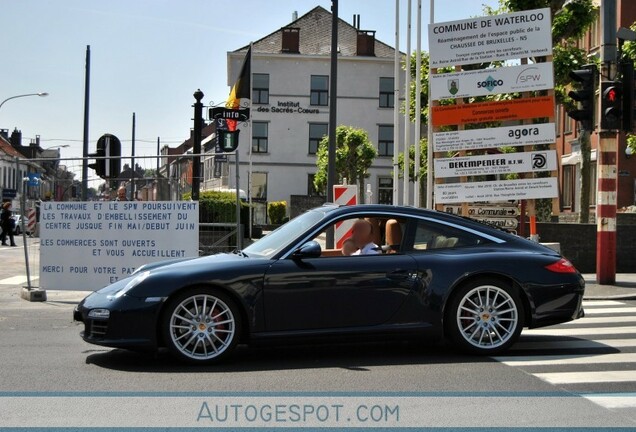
[74,292,164,349]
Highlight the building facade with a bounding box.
[222,6,410,209]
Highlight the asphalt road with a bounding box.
[0,240,635,428]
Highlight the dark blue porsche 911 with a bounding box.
[74,204,584,364]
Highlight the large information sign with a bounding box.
[428,8,552,67]
[40,201,199,291]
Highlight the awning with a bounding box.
[561,149,597,165]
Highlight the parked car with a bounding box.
[74,204,585,364]
[11,215,30,235]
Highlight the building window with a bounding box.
[252,74,269,105]
[589,163,597,206]
[562,165,574,209]
[310,75,329,106]
[307,174,324,196]
[589,12,600,49]
[252,122,268,153]
[378,125,394,156]
[308,123,328,155]
[555,106,561,137]
[251,172,267,201]
[378,177,393,205]
[564,115,573,134]
[379,77,394,108]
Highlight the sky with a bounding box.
[0,0,498,181]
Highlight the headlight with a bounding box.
[109,271,151,299]
[88,309,110,319]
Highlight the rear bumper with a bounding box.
[524,275,585,329]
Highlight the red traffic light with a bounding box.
[606,88,617,102]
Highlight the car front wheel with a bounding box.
[162,288,241,364]
[447,278,524,355]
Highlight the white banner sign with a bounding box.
[430,63,554,100]
[434,150,557,178]
[428,8,552,67]
[40,201,199,291]
[435,177,558,203]
[433,123,556,152]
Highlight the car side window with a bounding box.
[412,220,488,251]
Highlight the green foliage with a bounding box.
[623,23,636,63]
[183,190,249,224]
[267,201,287,225]
[397,139,428,182]
[627,134,636,154]
[314,126,377,197]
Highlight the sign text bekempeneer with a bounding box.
[40,201,199,291]
[428,8,552,68]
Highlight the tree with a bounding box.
[398,139,428,204]
[314,126,377,203]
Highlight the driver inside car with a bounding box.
[350,219,380,256]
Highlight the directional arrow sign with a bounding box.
[443,206,520,217]
[470,217,519,229]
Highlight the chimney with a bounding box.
[36,135,41,147]
[353,14,361,29]
[0,129,8,140]
[281,27,300,53]
[10,128,22,148]
[292,10,298,21]
[356,30,376,56]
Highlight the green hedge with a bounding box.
[183,191,249,224]
[267,200,287,225]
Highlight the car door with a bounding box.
[263,252,419,332]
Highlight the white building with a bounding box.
[222,6,411,210]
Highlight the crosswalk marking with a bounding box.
[584,307,636,315]
[512,338,636,351]
[498,300,636,413]
[523,325,636,336]
[494,352,636,366]
[583,300,629,307]
[562,315,636,325]
[582,394,636,409]
[534,371,636,385]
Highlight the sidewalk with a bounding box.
[583,273,636,300]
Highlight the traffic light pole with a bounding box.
[596,0,617,285]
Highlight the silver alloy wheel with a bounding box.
[455,285,518,349]
[169,294,235,360]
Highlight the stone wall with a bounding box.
[536,222,636,273]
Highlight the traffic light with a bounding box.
[567,65,597,132]
[88,140,106,177]
[621,60,634,132]
[217,130,240,153]
[601,81,622,131]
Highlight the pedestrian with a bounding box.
[0,202,17,247]
[115,186,129,201]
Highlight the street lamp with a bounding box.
[0,92,49,111]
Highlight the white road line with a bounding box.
[523,326,636,336]
[585,307,636,315]
[583,394,636,409]
[0,275,39,285]
[511,338,636,351]
[583,300,629,307]
[563,316,636,325]
[494,353,636,366]
[534,371,636,384]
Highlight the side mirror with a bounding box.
[292,241,322,259]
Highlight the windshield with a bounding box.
[243,209,326,258]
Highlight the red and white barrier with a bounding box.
[27,208,36,233]
[333,185,358,248]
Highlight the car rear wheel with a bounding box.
[162,288,241,364]
[447,278,524,354]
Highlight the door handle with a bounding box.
[386,269,412,280]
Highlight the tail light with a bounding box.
[545,258,577,274]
